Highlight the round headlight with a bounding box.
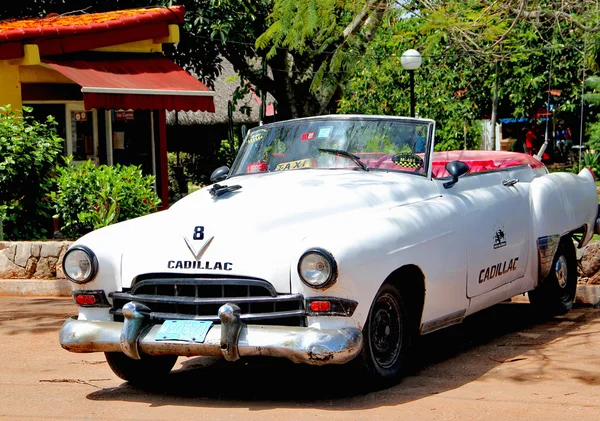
[63,246,97,284]
[298,248,337,289]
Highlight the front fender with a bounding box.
[290,196,469,330]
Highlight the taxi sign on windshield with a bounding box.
[274,158,314,171]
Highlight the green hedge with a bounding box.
[51,159,161,238]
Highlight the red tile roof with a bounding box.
[0,6,185,60]
[0,6,184,43]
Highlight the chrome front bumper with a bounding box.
[59,301,363,366]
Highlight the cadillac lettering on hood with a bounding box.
[59,115,600,386]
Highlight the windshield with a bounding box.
[230,117,433,176]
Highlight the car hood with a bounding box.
[111,169,439,292]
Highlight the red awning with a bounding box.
[44,55,215,112]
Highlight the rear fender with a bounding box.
[530,170,598,249]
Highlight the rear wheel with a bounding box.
[528,237,577,315]
[354,284,413,385]
[105,352,177,385]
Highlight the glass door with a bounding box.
[65,103,98,163]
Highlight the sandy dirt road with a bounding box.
[1,296,600,421]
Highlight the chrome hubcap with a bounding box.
[555,255,568,289]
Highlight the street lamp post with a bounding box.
[401,49,422,118]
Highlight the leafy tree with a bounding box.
[341,2,591,150]
[157,0,393,119]
[1,0,392,119]
[400,1,598,146]
[254,0,390,117]
[584,76,600,151]
[409,0,600,57]
[0,105,63,240]
[339,15,488,150]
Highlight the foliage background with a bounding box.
[339,3,591,151]
[0,106,62,240]
[338,17,486,150]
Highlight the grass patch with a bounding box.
[188,183,202,194]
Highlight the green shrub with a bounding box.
[0,105,63,240]
[573,150,600,177]
[168,152,187,204]
[51,159,160,238]
[218,135,242,168]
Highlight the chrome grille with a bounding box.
[110,276,305,327]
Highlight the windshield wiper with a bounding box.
[318,148,369,171]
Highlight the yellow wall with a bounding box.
[0,45,43,110]
[92,25,179,53]
[20,65,74,84]
[93,39,163,54]
[0,29,180,110]
[0,62,22,110]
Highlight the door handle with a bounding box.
[502,178,519,187]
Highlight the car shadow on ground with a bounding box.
[0,297,74,336]
[86,300,600,410]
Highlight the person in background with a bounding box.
[525,124,538,156]
[414,135,426,153]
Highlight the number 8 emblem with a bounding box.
[193,226,205,240]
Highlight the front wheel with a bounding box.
[528,237,577,316]
[353,284,413,385]
[105,352,178,385]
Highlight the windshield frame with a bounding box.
[229,115,436,179]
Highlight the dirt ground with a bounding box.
[1,296,600,421]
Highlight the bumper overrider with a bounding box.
[59,301,363,365]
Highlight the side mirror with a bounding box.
[443,160,469,189]
[210,166,230,183]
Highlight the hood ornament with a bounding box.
[184,236,214,260]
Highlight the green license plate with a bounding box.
[155,320,213,343]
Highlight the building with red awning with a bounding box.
[0,6,215,208]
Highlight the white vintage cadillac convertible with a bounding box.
[59,115,600,384]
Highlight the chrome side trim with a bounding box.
[537,235,560,280]
[595,204,600,236]
[59,316,363,366]
[420,309,466,335]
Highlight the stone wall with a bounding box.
[579,241,600,284]
[0,241,72,279]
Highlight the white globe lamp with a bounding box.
[401,49,422,117]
